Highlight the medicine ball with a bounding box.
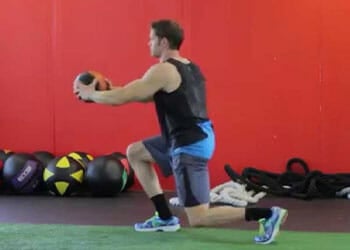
[33,151,55,167]
[0,149,14,162]
[85,155,127,196]
[67,151,93,169]
[3,153,43,194]
[75,71,111,91]
[44,156,84,196]
[0,149,13,189]
[110,152,135,191]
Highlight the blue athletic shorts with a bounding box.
[143,127,215,207]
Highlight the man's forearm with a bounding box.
[90,87,125,105]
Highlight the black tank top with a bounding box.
[153,58,210,148]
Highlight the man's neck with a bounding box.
[159,50,180,62]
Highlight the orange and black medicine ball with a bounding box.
[75,71,112,91]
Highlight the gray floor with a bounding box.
[0,191,349,232]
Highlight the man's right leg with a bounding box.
[126,136,180,232]
[126,140,163,198]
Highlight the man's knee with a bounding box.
[126,142,141,160]
[187,214,205,227]
[126,141,153,168]
[185,204,209,227]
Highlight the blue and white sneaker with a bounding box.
[254,207,288,244]
[134,212,181,232]
[258,218,266,235]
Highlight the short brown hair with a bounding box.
[151,19,184,50]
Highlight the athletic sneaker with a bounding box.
[134,212,181,232]
[254,206,288,244]
[258,218,266,235]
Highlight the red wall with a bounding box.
[1,0,350,190]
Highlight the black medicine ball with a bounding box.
[3,153,43,194]
[85,155,127,196]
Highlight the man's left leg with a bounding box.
[172,153,287,244]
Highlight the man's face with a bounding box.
[148,29,162,57]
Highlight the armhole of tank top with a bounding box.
[163,62,182,94]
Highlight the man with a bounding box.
[74,19,287,244]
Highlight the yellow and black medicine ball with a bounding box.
[43,156,84,196]
[67,151,93,169]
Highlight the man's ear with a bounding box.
[160,37,168,47]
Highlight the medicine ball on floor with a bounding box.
[33,151,55,167]
[67,151,93,169]
[3,153,43,194]
[85,155,127,196]
[33,151,56,192]
[0,163,3,190]
[0,149,13,189]
[110,152,135,191]
[0,149,14,162]
[44,156,84,196]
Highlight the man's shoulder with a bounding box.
[147,62,179,79]
[149,62,176,72]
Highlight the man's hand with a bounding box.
[73,77,98,102]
